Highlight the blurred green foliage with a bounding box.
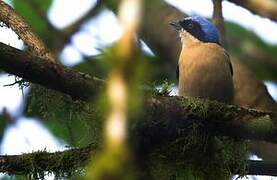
[226,21,277,82]
[25,85,103,147]
[147,126,248,179]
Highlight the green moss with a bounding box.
[178,96,209,118]
[248,115,273,133]
[147,123,249,179]
[10,144,98,179]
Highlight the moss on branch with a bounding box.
[0,144,96,178]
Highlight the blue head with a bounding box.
[170,16,220,45]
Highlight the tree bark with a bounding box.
[0,42,104,101]
[227,0,277,22]
[0,144,96,175]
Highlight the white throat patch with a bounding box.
[179,29,201,48]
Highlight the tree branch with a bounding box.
[247,160,277,176]
[212,0,226,46]
[0,142,276,177]
[227,0,277,22]
[0,144,96,176]
[0,1,55,61]
[145,96,276,144]
[0,42,104,100]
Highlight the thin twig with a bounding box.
[212,0,226,46]
[3,80,24,87]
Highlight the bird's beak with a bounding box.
[169,21,182,31]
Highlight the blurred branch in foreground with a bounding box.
[87,0,142,179]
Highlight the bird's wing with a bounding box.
[176,64,179,81]
[223,50,233,76]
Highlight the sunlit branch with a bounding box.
[0,1,55,61]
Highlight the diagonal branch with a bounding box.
[0,42,104,100]
[0,1,55,61]
[227,0,277,22]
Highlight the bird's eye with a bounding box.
[188,23,194,29]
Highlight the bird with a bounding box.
[170,15,234,104]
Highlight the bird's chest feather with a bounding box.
[178,43,234,103]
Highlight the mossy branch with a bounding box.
[0,143,276,177]
[144,96,277,145]
[0,144,96,176]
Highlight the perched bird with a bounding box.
[170,16,234,104]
